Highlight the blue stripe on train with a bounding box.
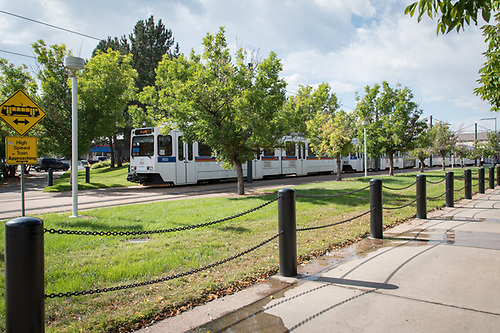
[158,156,176,163]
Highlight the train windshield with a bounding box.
[132,135,154,157]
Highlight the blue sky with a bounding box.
[0,0,495,133]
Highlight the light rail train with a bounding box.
[126,127,474,186]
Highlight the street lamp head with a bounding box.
[361,121,369,126]
[64,56,85,71]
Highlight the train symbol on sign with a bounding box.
[1,104,40,117]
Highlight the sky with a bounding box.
[0,0,496,134]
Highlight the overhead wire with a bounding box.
[0,9,102,41]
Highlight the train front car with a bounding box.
[127,127,173,185]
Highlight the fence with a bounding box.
[4,167,497,332]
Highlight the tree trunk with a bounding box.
[389,154,394,176]
[419,158,425,172]
[336,155,342,181]
[234,160,245,195]
[442,159,446,171]
[108,137,115,168]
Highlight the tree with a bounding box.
[130,15,180,91]
[32,40,75,157]
[455,143,471,167]
[482,132,500,161]
[430,121,457,170]
[283,83,339,135]
[405,0,500,34]
[355,82,427,175]
[78,50,137,168]
[307,110,354,180]
[92,36,130,57]
[406,1,500,112]
[410,127,433,172]
[151,27,288,195]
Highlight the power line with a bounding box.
[0,49,36,59]
[0,9,102,41]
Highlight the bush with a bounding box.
[91,160,111,169]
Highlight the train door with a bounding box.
[176,136,196,184]
[297,142,307,176]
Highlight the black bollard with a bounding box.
[416,174,427,219]
[464,169,472,199]
[85,165,90,183]
[370,178,383,239]
[478,167,485,194]
[278,188,297,277]
[446,171,454,208]
[497,165,500,187]
[5,217,44,333]
[48,167,53,186]
[489,167,495,190]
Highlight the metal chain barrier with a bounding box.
[383,198,418,210]
[382,180,417,191]
[297,209,372,232]
[44,197,279,237]
[454,185,466,192]
[44,233,281,299]
[296,184,371,199]
[426,177,446,185]
[428,191,447,200]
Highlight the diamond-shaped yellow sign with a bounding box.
[0,89,46,136]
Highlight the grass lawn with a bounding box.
[0,169,479,332]
[43,164,138,192]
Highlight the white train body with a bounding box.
[127,127,363,185]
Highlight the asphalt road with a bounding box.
[0,167,444,221]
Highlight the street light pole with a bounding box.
[362,121,369,177]
[64,56,85,218]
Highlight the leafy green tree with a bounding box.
[32,40,75,157]
[410,128,433,172]
[355,81,427,175]
[455,143,471,167]
[406,1,500,112]
[150,27,287,195]
[405,0,499,34]
[130,15,179,91]
[307,110,354,181]
[430,121,457,170]
[92,36,130,57]
[78,50,137,168]
[482,132,500,161]
[283,83,339,135]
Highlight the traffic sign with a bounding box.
[5,136,38,165]
[0,90,46,136]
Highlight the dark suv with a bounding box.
[34,158,70,172]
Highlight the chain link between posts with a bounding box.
[44,196,279,237]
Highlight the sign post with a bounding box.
[1,90,46,216]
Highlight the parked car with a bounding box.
[34,158,70,172]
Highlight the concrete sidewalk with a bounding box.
[137,189,500,332]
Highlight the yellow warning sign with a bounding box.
[5,136,38,165]
[0,90,46,136]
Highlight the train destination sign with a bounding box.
[5,136,38,165]
[0,89,46,136]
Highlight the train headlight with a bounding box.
[147,166,154,171]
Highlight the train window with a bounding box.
[158,135,172,156]
[187,143,193,161]
[298,142,305,160]
[285,142,295,157]
[198,142,212,157]
[263,148,274,156]
[132,135,154,157]
[178,137,185,161]
[309,146,317,157]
